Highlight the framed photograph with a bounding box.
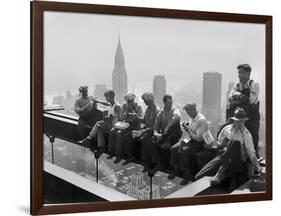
[31,1,272,215]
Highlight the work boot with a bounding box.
[122,157,135,166]
[113,157,122,164]
[78,137,92,148]
[142,166,149,173]
[210,166,225,186]
[150,162,163,175]
[107,154,114,159]
[168,171,177,180]
[94,147,104,158]
[168,166,179,179]
[180,171,192,185]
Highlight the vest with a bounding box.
[226,80,260,122]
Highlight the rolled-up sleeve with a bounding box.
[244,131,256,157]
[250,82,260,104]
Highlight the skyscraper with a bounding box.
[153,75,166,108]
[202,72,222,124]
[94,84,107,99]
[112,37,128,103]
[223,81,235,120]
[127,172,160,200]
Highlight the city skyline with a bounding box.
[44,11,266,114]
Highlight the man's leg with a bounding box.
[210,140,244,186]
[78,121,102,146]
[107,128,116,159]
[178,140,204,185]
[122,133,136,165]
[94,128,108,157]
[195,148,217,174]
[246,120,260,158]
[194,155,222,181]
[114,130,124,163]
[77,118,89,139]
[149,140,163,174]
[141,133,153,173]
[168,141,181,179]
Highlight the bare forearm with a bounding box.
[165,116,180,131]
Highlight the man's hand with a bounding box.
[163,127,169,136]
[153,132,163,142]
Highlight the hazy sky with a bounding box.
[43,11,265,108]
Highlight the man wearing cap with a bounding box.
[168,103,216,185]
[151,94,182,174]
[122,92,160,166]
[107,93,143,164]
[227,64,260,158]
[74,86,96,139]
[78,90,121,156]
[195,107,260,187]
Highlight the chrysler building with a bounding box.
[112,37,128,102]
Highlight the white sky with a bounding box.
[43,11,265,111]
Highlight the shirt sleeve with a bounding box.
[250,81,260,104]
[147,107,160,130]
[192,119,208,141]
[136,105,143,118]
[165,108,180,131]
[120,104,127,121]
[173,108,181,119]
[153,112,161,131]
[217,126,229,147]
[74,100,84,115]
[244,130,256,157]
[114,104,122,121]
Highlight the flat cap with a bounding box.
[124,93,136,101]
[237,64,252,73]
[79,86,88,92]
[141,92,154,102]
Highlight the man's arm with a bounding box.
[153,112,161,133]
[190,119,208,141]
[244,131,257,158]
[74,100,84,115]
[120,104,127,121]
[217,126,230,148]
[114,104,122,121]
[147,108,160,130]
[134,105,143,120]
[250,81,260,104]
[164,108,180,134]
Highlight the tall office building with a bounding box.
[112,37,128,103]
[127,173,161,200]
[153,75,166,108]
[226,82,235,104]
[94,84,107,99]
[202,72,222,124]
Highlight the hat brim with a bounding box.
[231,117,249,121]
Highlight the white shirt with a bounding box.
[230,79,260,104]
[187,112,208,142]
[218,124,256,161]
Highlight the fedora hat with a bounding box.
[231,107,249,121]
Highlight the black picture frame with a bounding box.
[31,1,272,215]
